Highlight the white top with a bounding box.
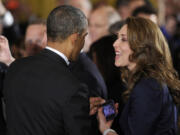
[45,46,70,65]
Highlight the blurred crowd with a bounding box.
[0,0,180,134]
[0,0,179,72]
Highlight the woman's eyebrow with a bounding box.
[118,33,127,38]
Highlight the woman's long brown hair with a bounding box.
[121,17,180,105]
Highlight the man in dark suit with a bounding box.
[69,52,107,99]
[70,52,107,135]
[3,5,92,135]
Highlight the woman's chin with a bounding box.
[115,62,122,68]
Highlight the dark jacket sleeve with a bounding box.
[69,53,108,99]
[127,78,163,135]
[62,84,92,135]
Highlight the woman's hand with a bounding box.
[97,103,118,134]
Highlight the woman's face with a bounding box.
[113,25,136,70]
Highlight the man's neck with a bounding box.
[47,41,71,60]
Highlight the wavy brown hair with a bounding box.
[121,17,180,105]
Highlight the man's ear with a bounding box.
[69,33,78,45]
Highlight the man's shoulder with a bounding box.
[10,54,41,67]
[78,53,97,71]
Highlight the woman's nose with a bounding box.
[113,39,119,48]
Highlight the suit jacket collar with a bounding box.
[45,46,69,65]
[40,48,68,67]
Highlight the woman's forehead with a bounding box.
[118,25,127,37]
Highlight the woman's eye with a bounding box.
[122,38,127,42]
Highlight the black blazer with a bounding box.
[3,49,92,135]
[119,77,178,135]
[69,52,107,99]
[69,52,108,135]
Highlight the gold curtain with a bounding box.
[21,0,57,19]
[90,0,117,7]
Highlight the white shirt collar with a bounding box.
[45,46,70,65]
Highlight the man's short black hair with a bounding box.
[132,5,157,17]
[47,5,88,42]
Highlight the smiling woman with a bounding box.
[97,17,180,135]
[113,24,136,71]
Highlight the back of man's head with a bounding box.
[47,5,88,42]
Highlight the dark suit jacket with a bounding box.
[69,52,107,99]
[3,49,92,135]
[69,52,108,135]
[119,77,178,135]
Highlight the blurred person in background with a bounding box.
[165,0,177,17]
[10,37,26,59]
[0,0,14,67]
[65,0,92,18]
[169,19,180,88]
[128,0,145,16]
[132,5,158,24]
[0,36,14,135]
[24,19,47,56]
[0,2,14,134]
[161,15,178,43]
[116,0,156,21]
[87,5,121,52]
[109,20,125,35]
[160,15,179,73]
[116,0,131,20]
[3,0,26,46]
[0,0,14,34]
